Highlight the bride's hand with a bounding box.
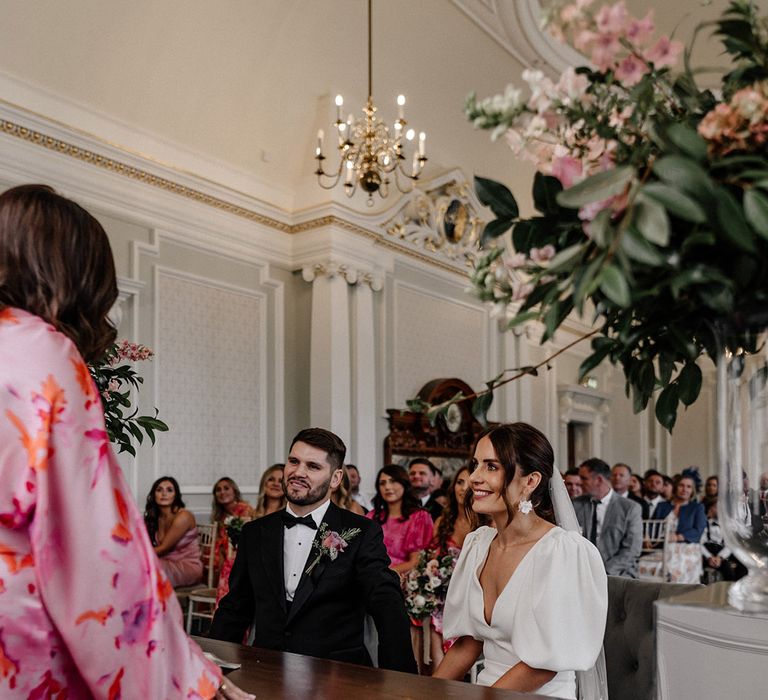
[216,678,255,699]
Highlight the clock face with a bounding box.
[445,402,463,433]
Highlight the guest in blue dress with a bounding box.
[653,476,706,543]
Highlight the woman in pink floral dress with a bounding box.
[0,185,251,699]
[366,464,434,574]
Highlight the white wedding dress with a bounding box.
[443,525,607,700]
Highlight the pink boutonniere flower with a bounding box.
[305,522,361,574]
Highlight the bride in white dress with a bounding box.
[433,423,607,699]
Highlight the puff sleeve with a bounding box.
[511,530,607,672]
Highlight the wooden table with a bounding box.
[194,637,556,699]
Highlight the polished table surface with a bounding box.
[194,637,557,699]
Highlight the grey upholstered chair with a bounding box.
[604,576,702,700]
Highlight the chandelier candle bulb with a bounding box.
[335,94,343,122]
[316,129,324,156]
[397,94,405,119]
[418,132,426,157]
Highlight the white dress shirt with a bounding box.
[646,494,665,516]
[283,499,330,601]
[594,489,614,541]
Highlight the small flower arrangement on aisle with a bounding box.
[460,0,768,431]
[89,340,168,455]
[403,547,461,620]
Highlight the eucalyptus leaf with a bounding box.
[652,155,715,200]
[507,310,540,328]
[588,209,613,248]
[472,392,494,427]
[744,189,768,238]
[546,243,583,272]
[715,187,756,252]
[641,182,707,223]
[598,264,631,308]
[621,226,667,266]
[556,165,634,208]
[666,123,708,162]
[633,196,671,246]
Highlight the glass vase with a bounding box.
[717,332,768,612]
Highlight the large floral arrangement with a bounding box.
[463,0,768,430]
[89,340,168,455]
[403,547,460,619]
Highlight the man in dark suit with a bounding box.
[573,458,642,578]
[210,428,416,672]
[612,462,649,518]
[407,457,445,520]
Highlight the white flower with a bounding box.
[430,576,442,589]
[413,595,426,609]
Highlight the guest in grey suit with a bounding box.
[573,458,642,578]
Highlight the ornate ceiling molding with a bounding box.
[451,0,584,74]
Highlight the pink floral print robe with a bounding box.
[0,308,220,698]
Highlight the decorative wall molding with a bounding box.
[301,260,383,291]
[0,104,480,278]
[451,0,586,74]
[382,170,483,267]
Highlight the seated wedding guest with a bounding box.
[644,469,667,517]
[0,185,250,698]
[705,475,719,500]
[346,463,373,512]
[368,464,434,575]
[653,475,707,544]
[252,463,286,518]
[408,458,446,520]
[563,468,582,499]
[144,476,203,587]
[434,423,607,699]
[574,458,642,577]
[661,474,675,501]
[629,472,644,500]
[612,462,649,518]
[331,466,366,515]
[210,428,416,672]
[212,476,256,571]
[416,465,484,671]
[700,497,747,583]
[211,477,255,604]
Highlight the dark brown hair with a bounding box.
[467,422,556,525]
[434,465,485,551]
[143,476,185,545]
[289,427,346,471]
[371,463,423,523]
[0,184,118,362]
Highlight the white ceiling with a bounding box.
[0,0,744,214]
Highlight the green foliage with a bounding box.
[89,343,169,456]
[462,1,768,432]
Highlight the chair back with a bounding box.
[604,576,701,700]
[641,519,666,553]
[195,522,218,588]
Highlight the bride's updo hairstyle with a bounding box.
[468,422,556,525]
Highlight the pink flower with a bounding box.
[625,11,655,46]
[595,1,628,34]
[644,36,683,69]
[322,531,347,551]
[512,281,534,302]
[530,245,557,264]
[551,154,583,188]
[503,252,528,270]
[591,33,622,72]
[615,53,649,86]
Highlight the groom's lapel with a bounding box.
[261,513,287,613]
[286,501,343,625]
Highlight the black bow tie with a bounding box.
[281,511,318,529]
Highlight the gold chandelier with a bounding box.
[314,0,427,205]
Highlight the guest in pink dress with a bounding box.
[144,476,203,587]
[366,464,433,573]
[0,184,251,699]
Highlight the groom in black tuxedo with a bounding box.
[209,428,416,672]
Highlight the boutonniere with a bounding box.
[305,522,362,574]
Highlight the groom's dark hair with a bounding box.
[289,428,346,471]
